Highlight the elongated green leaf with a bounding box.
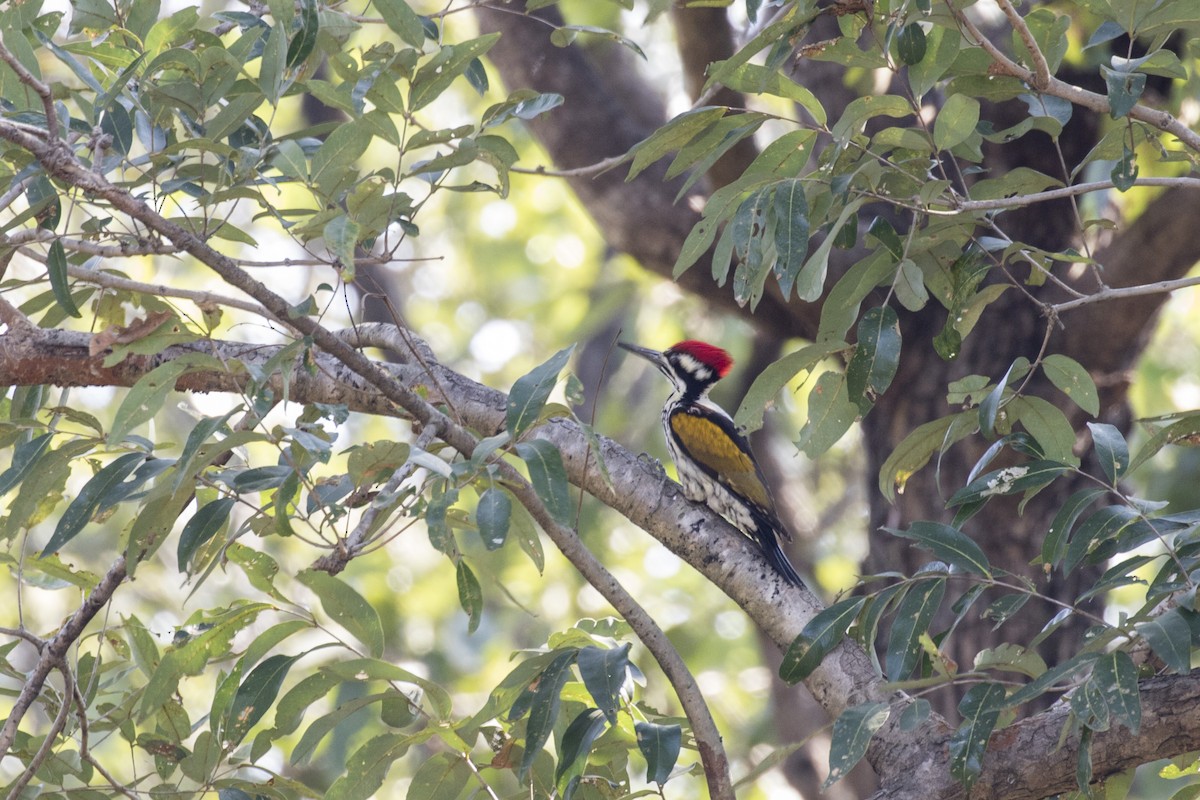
[888,522,991,577]
[1042,487,1107,569]
[297,570,385,658]
[947,460,1069,507]
[825,702,889,788]
[1043,354,1099,416]
[1087,422,1129,483]
[635,721,681,786]
[627,106,727,181]
[797,371,859,457]
[456,560,483,633]
[406,751,472,800]
[1091,651,1140,734]
[734,340,848,432]
[0,433,55,498]
[309,121,372,195]
[578,644,631,723]
[779,596,866,683]
[556,708,608,786]
[41,453,146,557]
[178,497,236,571]
[321,657,452,718]
[507,345,574,437]
[885,576,946,680]
[1136,607,1193,674]
[475,487,511,550]
[520,650,577,780]
[290,692,394,766]
[285,0,319,67]
[979,361,1017,439]
[410,34,501,111]
[949,682,1006,789]
[879,411,976,501]
[325,733,410,800]
[109,355,218,444]
[796,198,866,302]
[846,306,901,410]
[373,0,424,46]
[516,439,573,526]
[772,179,810,298]
[1010,395,1078,465]
[47,239,81,318]
[224,653,301,746]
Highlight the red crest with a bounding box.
[670,340,733,378]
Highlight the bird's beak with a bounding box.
[618,341,667,369]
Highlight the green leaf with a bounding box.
[796,198,866,302]
[979,360,1017,439]
[1008,395,1078,465]
[507,345,575,437]
[1042,487,1107,569]
[846,306,901,410]
[325,733,410,800]
[1087,422,1129,483]
[885,575,945,680]
[520,650,577,780]
[878,411,976,502]
[772,179,810,298]
[455,560,483,633]
[949,682,1006,790]
[779,596,866,683]
[297,570,385,658]
[321,657,452,718]
[109,355,218,444]
[324,216,361,280]
[224,653,301,746]
[516,439,573,526]
[406,751,471,800]
[934,94,980,151]
[734,340,847,432]
[1091,651,1140,734]
[557,708,608,786]
[258,22,286,103]
[0,433,56,498]
[178,497,236,571]
[825,702,889,788]
[310,121,372,196]
[285,0,318,67]
[475,487,511,550]
[373,0,424,46]
[1042,354,1099,416]
[1102,65,1146,119]
[635,721,681,786]
[797,371,859,457]
[1136,607,1193,674]
[830,95,912,143]
[577,644,630,723]
[410,34,501,111]
[973,643,1047,678]
[888,522,990,577]
[41,453,146,558]
[47,239,81,318]
[627,106,727,181]
[947,460,1069,507]
[896,22,927,66]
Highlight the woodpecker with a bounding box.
[619,339,804,586]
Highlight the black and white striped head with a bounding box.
[620,339,733,399]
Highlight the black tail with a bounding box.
[752,513,806,587]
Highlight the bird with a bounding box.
[619,339,805,586]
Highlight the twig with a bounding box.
[1052,274,1200,313]
[940,176,1200,213]
[0,557,127,762]
[4,658,78,800]
[951,3,1200,153]
[310,421,441,575]
[996,0,1050,90]
[0,38,58,138]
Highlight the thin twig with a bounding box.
[996,0,1050,90]
[940,176,1200,213]
[1052,274,1200,313]
[4,662,77,799]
